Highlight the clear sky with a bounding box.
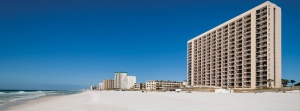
[0,0,299,90]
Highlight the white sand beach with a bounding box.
[6,90,300,111]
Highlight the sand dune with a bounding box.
[6,91,300,111]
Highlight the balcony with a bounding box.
[235,76,242,79]
[244,43,251,47]
[261,49,267,52]
[256,69,267,72]
[244,66,251,69]
[244,85,251,88]
[235,81,242,83]
[256,54,267,57]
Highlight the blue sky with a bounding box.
[0,0,299,90]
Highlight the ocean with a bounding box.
[0,90,82,110]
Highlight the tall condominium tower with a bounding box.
[114,72,127,89]
[103,79,114,90]
[187,1,281,89]
[122,76,136,89]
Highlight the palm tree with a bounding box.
[267,79,274,88]
[290,80,295,89]
[142,84,146,90]
[281,79,289,87]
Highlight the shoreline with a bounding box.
[2,95,60,111]
[5,94,66,111]
[1,91,83,111]
[0,94,59,111]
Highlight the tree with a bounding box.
[294,82,300,86]
[281,79,289,87]
[267,79,274,88]
[290,80,295,87]
[142,84,146,89]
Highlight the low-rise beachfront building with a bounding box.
[103,79,114,90]
[183,81,188,87]
[146,80,183,91]
[90,85,98,90]
[134,83,145,90]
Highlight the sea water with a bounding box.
[0,90,82,109]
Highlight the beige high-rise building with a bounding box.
[103,79,114,90]
[187,1,281,89]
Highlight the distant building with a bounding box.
[183,81,188,87]
[122,76,136,89]
[99,83,103,90]
[114,72,127,89]
[134,83,145,90]
[103,79,114,90]
[146,80,183,91]
[90,85,98,90]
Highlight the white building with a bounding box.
[122,76,136,89]
[114,72,127,89]
[90,85,98,90]
[99,83,103,91]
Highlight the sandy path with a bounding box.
[5,91,300,111]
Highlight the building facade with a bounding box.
[114,72,127,89]
[134,83,145,90]
[99,83,103,91]
[187,1,281,89]
[103,79,114,90]
[146,80,183,91]
[122,76,136,89]
[90,85,95,90]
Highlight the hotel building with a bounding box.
[103,79,114,90]
[187,1,281,89]
[146,80,183,91]
[114,72,127,89]
[121,76,137,89]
